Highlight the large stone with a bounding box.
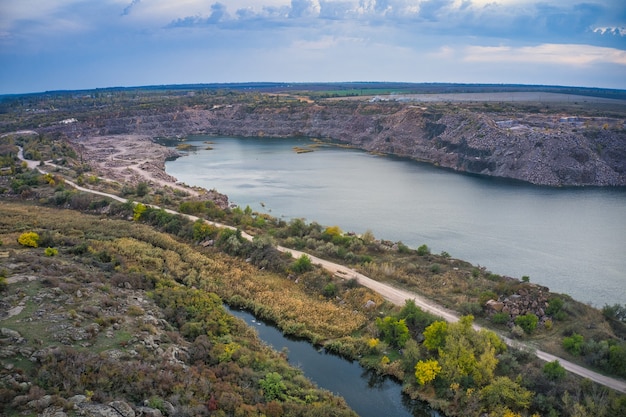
[41,406,68,417]
[136,406,163,417]
[1,327,21,339]
[79,403,124,417]
[485,299,504,312]
[109,400,136,417]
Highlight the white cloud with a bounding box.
[593,27,626,36]
[464,44,626,66]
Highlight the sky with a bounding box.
[0,0,625,94]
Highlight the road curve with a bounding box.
[16,149,626,394]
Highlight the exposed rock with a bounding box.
[78,402,127,417]
[136,406,163,417]
[26,394,53,410]
[1,327,22,339]
[485,299,504,312]
[68,394,88,405]
[485,283,551,322]
[109,400,136,417]
[41,406,68,417]
[53,102,626,187]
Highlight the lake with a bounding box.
[165,136,626,307]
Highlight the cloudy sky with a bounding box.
[1,0,625,94]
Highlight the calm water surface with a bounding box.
[166,136,626,306]
[227,307,439,417]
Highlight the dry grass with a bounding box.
[0,201,373,343]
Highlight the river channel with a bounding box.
[165,136,626,307]
[226,306,439,417]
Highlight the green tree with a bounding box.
[479,376,533,412]
[423,321,448,351]
[376,316,410,348]
[437,316,502,387]
[398,299,435,331]
[18,231,39,248]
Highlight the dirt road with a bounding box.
[281,248,626,394]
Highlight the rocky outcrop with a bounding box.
[48,101,626,186]
[484,283,551,323]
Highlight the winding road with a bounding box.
[16,148,626,394]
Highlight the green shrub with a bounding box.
[545,297,564,316]
[563,333,584,355]
[514,313,538,334]
[460,302,482,316]
[602,303,626,322]
[543,360,566,381]
[322,283,337,298]
[397,242,410,253]
[259,372,286,401]
[291,254,312,273]
[492,312,510,325]
[44,247,58,256]
[416,244,430,256]
[479,290,498,305]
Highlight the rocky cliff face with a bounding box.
[66,101,626,186]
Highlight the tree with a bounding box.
[437,316,502,387]
[423,321,448,351]
[415,359,441,385]
[479,376,533,412]
[398,299,435,331]
[376,316,410,348]
[18,231,39,247]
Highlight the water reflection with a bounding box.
[226,306,441,417]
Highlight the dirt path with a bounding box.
[74,135,200,196]
[16,149,626,394]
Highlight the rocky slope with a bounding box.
[53,100,626,186]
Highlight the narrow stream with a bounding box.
[226,306,440,417]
